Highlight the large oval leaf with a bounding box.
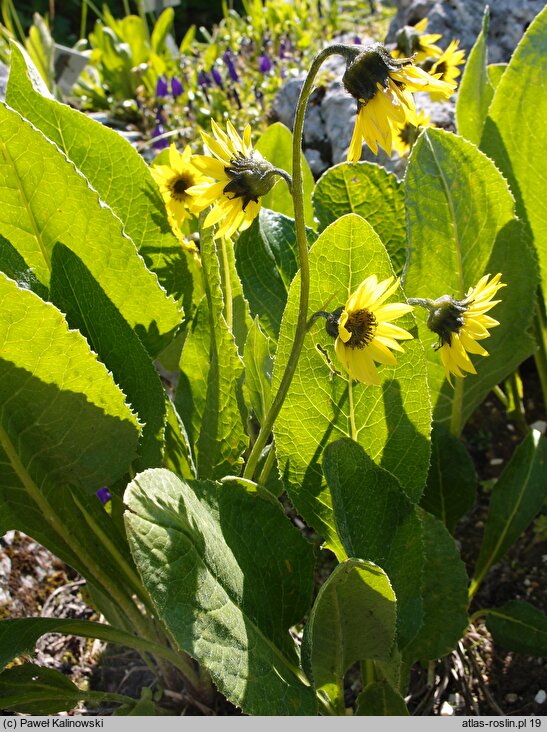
[124,469,316,715]
[273,213,430,557]
[313,162,407,275]
[481,6,547,293]
[403,128,537,430]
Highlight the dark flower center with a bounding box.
[344,308,378,349]
[169,173,195,200]
[434,61,448,77]
[399,121,420,146]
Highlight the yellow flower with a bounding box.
[187,120,277,240]
[343,44,455,161]
[325,275,414,385]
[426,40,466,102]
[150,144,207,224]
[392,109,434,157]
[393,18,443,63]
[419,273,505,382]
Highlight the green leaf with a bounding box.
[175,222,246,479]
[0,273,142,599]
[456,7,494,145]
[481,6,547,293]
[124,469,317,715]
[487,64,507,89]
[236,208,305,341]
[5,43,192,328]
[243,316,273,424]
[255,122,315,228]
[0,664,132,714]
[485,600,547,657]
[355,680,409,716]
[302,559,396,714]
[470,430,547,596]
[404,129,536,429]
[50,243,166,471]
[421,425,477,534]
[0,617,189,673]
[273,214,431,557]
[150,8,175,53]
[216,233,252,354]
[324,438,468,660]
[313,162,407,275]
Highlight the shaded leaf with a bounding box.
[274,214,430,557]
[124,469,316,715]
[236,208,308,341]
[355,680,408,716]
[313,162,407,275]
[175,222,246,479]
[485,600,547,657]
[471,430,547,596]
[302,559,396,713]
[243,316,273,424]
[421,425,476,534]
[324,438,468,660]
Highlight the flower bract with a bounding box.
[187,120,277,240]
[151,143,207,224]
[330,275,414,385]
[343,43,455,162]
[427,273,505,382]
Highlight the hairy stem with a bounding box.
[243,45,352,481]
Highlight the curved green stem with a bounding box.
[243,45,352,481]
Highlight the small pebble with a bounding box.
[535,690,546,704]
[505,693,518,703]
[490,458,504,466]
[440,701,454,716]
[507,423,515,432]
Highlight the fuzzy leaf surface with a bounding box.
[355,681,408,716]
[273,214,430,556]
[124,469,316,715]
[313,162,407,275]
[404,129,536,427]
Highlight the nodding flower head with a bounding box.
[342,42,455,161]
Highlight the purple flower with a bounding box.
[155,76,168,97]
[258,53,272,73]
[223,51,239,82]
[96,487,111,505]
[279,41,286,59]
[231,88,242,109]
[197,70,211,88]
[353,35,362,45]
[171,77,183,97]
[211,67,223,89]
[152,124,169,150]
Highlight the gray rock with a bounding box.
[386,0,544,64]
[0,61,9,101]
